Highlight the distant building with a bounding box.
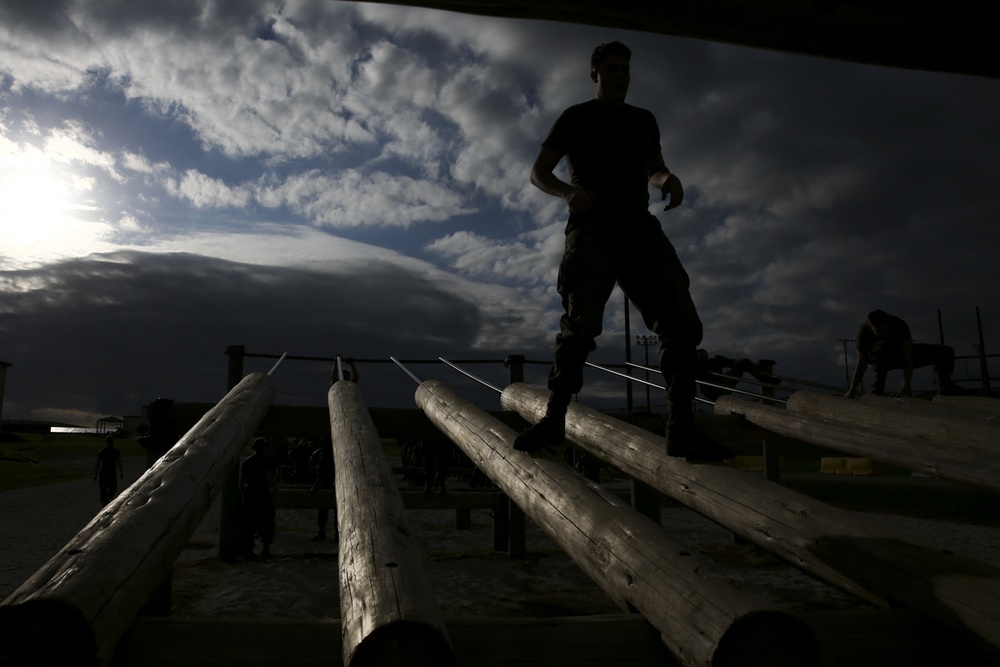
[96,416,127,435]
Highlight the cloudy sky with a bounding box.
[1,0,998,426]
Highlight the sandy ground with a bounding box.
[3,454,1000,624]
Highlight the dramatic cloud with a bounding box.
[1,0,998,425]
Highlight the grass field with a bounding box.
[0,431,404,494]
[0,432,146,492]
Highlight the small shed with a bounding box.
[96,416,126,435]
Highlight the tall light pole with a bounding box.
[624,295,633,414]
[636,335,658,412]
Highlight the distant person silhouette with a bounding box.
[516,41,728,462]
[309,437,337,542]
[94,435,123,506]
[845,309,962,398]
[697,350,757,402]
[241,438,278,558]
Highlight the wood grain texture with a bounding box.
[418,379,819,667]
[330,381,455,667]
[1,372,276,666]
[500,384,1000,659]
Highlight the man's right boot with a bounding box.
[513,393,569,453]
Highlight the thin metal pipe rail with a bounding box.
[390,356,424,386]
[267,352,288,376]
[627,361,809,398]
[438,357,503,394]
[607,361,789,407]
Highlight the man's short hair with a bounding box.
[867,309,889,326]
[592,41,631,71]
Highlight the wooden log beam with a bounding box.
[109,607,994,667]
[0,372,276,667]
[417,379,820,667]
[860,393,1000,425]
[330,381,456,667]
[932,394,1000,419]
[716,394,1000,492]
[504,383,1000,659]
[356,0,1000,79]
[789,391,1000,453]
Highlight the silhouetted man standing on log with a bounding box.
[516,41,729,462]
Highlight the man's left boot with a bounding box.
[513,392,569,453]
[666,403,733,463]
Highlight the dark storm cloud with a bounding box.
[0,0,77,36]
[0,251,502,420]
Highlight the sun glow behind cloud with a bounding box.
[0,128,115,269]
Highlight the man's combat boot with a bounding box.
[665,402,732,463]
[513,392,570,453]
[935,372,965,396]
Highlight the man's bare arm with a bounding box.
[530,146,597,213]
[648,152,683,211]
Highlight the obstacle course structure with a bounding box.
[2,362,999,665]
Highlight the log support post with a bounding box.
[763,440,782,483]
[630,479,661,524]
[225,344,246,391]
[507,498,526,559]
[218,458,242,562]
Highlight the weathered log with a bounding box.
[932,394,1000,419]
[790,391,999,453]
[717,394,1000,492]
[504,383,1000,659]
[860,393,1000,425]
[418,379,820,667]
[330,381,455,667]
[0,372,275,666]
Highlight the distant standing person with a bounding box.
[94,435,123,506]
[845,309,962,398]
[241,438,279,558]
[309,437,337,542]
[516,41,728,462]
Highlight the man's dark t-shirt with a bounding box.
[242,453,277,491]
[542,99,660,215]
[857,314,911,356]
[97,446,120,482]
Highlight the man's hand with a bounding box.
[661,174,684,211]
[564,187,597,214]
